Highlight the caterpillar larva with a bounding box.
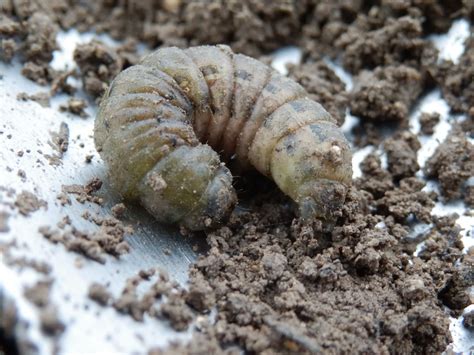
[94,45,352,231]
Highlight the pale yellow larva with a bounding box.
[94,45,352,230]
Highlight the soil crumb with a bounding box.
[61,177,103,205]
[424,128,474,201]
[434,35,474,114]
[350,65,423,124]
[24,279,64,336]
[73,40,122,99]
[45,122,69,165]
[88,283,112,306]
[463,310,474,330]
[0,211,10,232]
[14,191,47,216]
[111,203,126,219]
[419,112,441,135]
[16,92,50,108]
[38,215,131,264]
[59,97,88,118]
[87,269,197,331]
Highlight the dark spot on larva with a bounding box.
[290,100,307,113]
[171,137,177,147]
[201,65,218,76]
[164,93,176,101]
[236,70,251,80]
[285,137,296,154]
[310,124,328,141]
[174,75,187,86]
[265,83,279,94]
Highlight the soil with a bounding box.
[73,40,123,99]
[23,279,64,337]
[350,65,423,124]
[0,211,10,232]
[433,35,474,115]
[463,310,474,330]
[16,91,50,108]
[88,283,112,306]
[39,212,131,264]
[419,112,441,135]
[384,131,421,181]
[0,0,473,354]
[59,97,88,118]
[14,190,47,216]
[424,127,474,202]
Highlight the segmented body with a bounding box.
[95,45,352,230]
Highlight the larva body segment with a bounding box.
[95,45,352,230]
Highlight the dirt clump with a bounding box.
[14,191,47,216]
[463,309,474,330]
[23,279,64,336]
[384,131,421,180]
[424,128,474,201]
[434,35,474,114]
[73,40,123,99]
[61,177,103,205]
[88,269,196,331]
[38,215,131,264]
[336,16,436,74]
[111,203,126,219]
[419,112,440,135]
[16,92,50,108]
[88,283,112,306]
[350,65,423,123]
[0,211,10,232]
[59,97,88,118]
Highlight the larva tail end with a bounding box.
[298,179,348,222]
[137,145,236,231]
[181,165,237,230]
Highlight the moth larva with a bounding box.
[94,45,352,230]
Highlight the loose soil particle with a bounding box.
[0,211,10,232]
[23,279,64,337]
[88,283,112,306]
[59,97,88,118]
[38,215,131,264]
[419,112,441,135]
[16,92,50,108]
[14,191,47,216]
[73,40,123,99]
[424,128,474,201]
[350,65,423,124]
[463,310,474,330]
[384,131,421,181]
[433,35,474,114]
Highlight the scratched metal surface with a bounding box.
[0,19,473,354]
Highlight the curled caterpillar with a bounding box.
[94,45,352,230]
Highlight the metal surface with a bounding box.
[0,19,473,354]
[0,58,199,353]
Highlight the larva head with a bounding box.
[137,145,237,231]
[271,122,352,222]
